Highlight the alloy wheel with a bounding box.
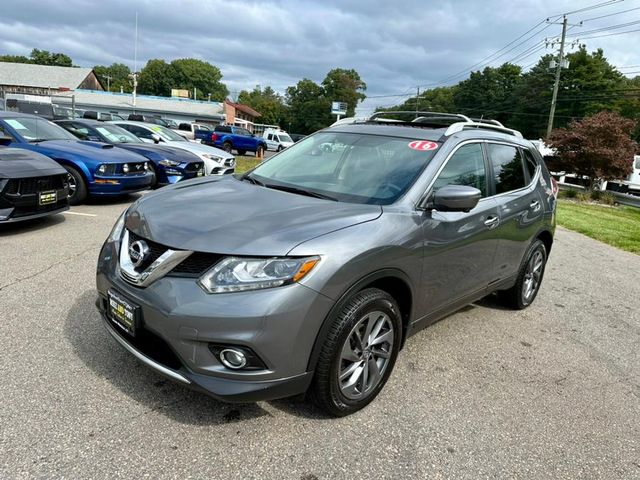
[338,311,394,400]
[522,249,544,302]
[66,172,77,198]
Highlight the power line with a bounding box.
[567,19,640,37]
[578,26,640,39]
[554,0,623,17]
[581,5,640,21]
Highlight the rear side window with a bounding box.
[215,126,231,133]
[432,143,487,197]
[522,149,539,181]
[488,144,526,194]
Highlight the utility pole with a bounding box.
[130,12,139,108]
[547,15,568,136]
[415,86,420,117]
[103,75,112,92]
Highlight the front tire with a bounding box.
[499,239,548,309]
[64,165,87,205]
[310,288,402,417]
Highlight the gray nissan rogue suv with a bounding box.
[96,112,557,416]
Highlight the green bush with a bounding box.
[576,192,591,202]
[590,190,602,201]
[560,188,578,199]
[599,192,616,206]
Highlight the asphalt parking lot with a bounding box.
[1,195,638,479]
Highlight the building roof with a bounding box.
[226,100,261,118]
[0,62,97,90]
[58,90,225,120]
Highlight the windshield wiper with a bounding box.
[263,183,338,201]
[240,173,265,187]
[28,138,50,143]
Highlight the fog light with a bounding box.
[122,163,130,173]
[219,348,247,369]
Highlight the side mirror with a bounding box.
[429,185,481,212]
[151,133,161,144]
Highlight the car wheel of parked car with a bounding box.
[499,239,548,310]
[148,164,159,189]
[310,288,402,416]
[64,165,87,205]
[222,142,233,153]
[237,149,246,156]
[277,145,283,152]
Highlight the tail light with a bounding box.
[551,177,559,198]
[210,133,218,142]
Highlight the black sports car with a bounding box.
[0,141,69,222]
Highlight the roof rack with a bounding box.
[444,121,523,138]
[369,111,471,123]
[469,117,504,127]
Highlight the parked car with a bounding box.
[0,140,69,222]
[112,121,235,175]
[96,111,557,416]
[263,129,294,151]
[56,119,205,188]
[203,125,267,156]
[0,112,153,205]
[177,122,213,141]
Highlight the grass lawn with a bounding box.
[235,156,263,174]
[557,200,640,254]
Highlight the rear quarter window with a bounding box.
[487,143,526,194]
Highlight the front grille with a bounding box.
[5,175,65,195]
[184,162,204,172]
[127,230,222,277]
[122,162,147,175]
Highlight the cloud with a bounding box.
[0,0,637,115]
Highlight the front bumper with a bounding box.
[90,173,153,196]
[95,240,334,402]
[0,187,69,222]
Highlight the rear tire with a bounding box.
[222,142,233,153]
[498,239,547,310]
[64,165,87,205]
[310,288,402,417]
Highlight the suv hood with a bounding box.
[0,147,66,178]
[126,176,382,256]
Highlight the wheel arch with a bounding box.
[53,157,92,183]
[306,268,414,372]
[536,229,554,255]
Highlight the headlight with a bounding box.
[122,163,130,173]
[107,209,127,243]
[198,256,320,293]
[202,154,223,163]
[97,164,107,174]
[159,159,181,167]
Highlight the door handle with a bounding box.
[530,200,541,211]
[484,215,500,228]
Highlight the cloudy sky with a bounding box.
[0,0,639,114]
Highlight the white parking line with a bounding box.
[64,211,98,217]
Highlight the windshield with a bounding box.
[95,125,142,144]
[278,134,293,143]
[4,117,77,142]
[149,124,187,141]
[249,131,439,205]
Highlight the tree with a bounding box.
[285,78,331,134]
[453,63,522,124]
[170,58,228,101]
[237,85,287,126]
[546,111,637,190]
[138,59,176,96]
[509,48,624,138]
[93,63,132,92]
[138,58,228,100]
[321,68,367,116]
[379,85,457,113]
[29,48,73,67]
[0,48,73,67]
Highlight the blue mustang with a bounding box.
[0,112,153,204]
[55,119,205,188]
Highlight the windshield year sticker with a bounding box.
[408,140,438,151]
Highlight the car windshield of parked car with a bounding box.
[95,125,142,144]
[149,124,187,142]
[279,134,293,143]
[4,117,77,142]
[248,131,439,205]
